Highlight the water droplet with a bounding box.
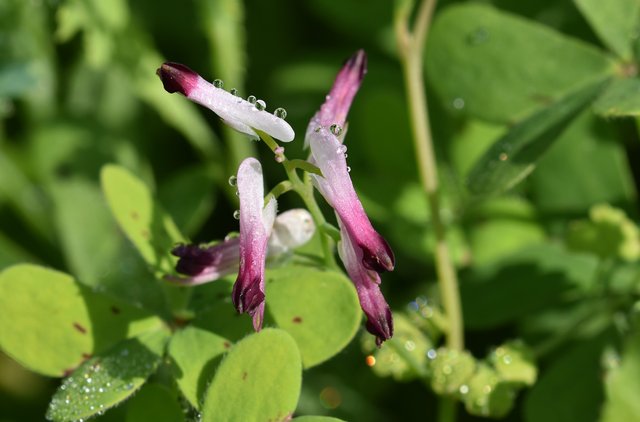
[233,210,240,220]
[274,107,287,119]
[502,355,512,364]
[452,97,465,110]
[230,88,238,96]
[247,95,257,104]
[330,124,342,136]
[120,349,129,357]
[213,79,224,88]
[467,27,490,45]
[336,144,347,155]
[427,349,438,359]
[459,384,469,394]
[482,384,493,394]
[346,166,351,173]
[125,383,134,390]
[499,152,508,161]
[228,175,238,186]
[405,340,416,351]
[255,99,266,111]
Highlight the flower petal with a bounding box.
[170,240,240,285]
[338,221,393,346]
[157,62,295,142]
[309,127,395,272]
[268,209,315,256]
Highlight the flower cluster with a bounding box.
[157,50,395,345]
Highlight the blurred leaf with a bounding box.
[466,79,607,197]
[101,164,183,275]
[428,348,476,395]
[601,329,640,421]
[125,383,185,422]
[461,244,597,329]
[51,178,167,313]
[46,330,169,422]
[524,334,610,422]
[0,231,38,269]
[158,165,217,237]
[566,203,640,261]
[293,417,346,422]
[168,326,230,409]
[462,363,516,418]
[0,62,35,98]
[530,110,635,212]
[201,329,301,422]
[449,119,505,178]
[361,313,432,382]
[266,265,360,368]
[468,197,545,265]
[573,0,640,59]
[593,77,640,117]
[0,264,163,377]
[427,3,615,123]
[489,341,537,386]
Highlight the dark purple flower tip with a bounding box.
[343,49,367,81]
[365,306,394,347]
[360,235,395,273]
[156,62,199,96]
[172,244,219,276]
[231,276,265,315]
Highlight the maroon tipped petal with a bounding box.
[156,62,199,96]
[172,244,220,276]
[365,306,394,347]
[360,235,395,273]
[232,276,265,315]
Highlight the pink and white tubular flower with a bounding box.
[170,209,315,285]
[306,50,395,345]
[157,62,295,142]
[232,157,277,331]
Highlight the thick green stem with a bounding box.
[395,0,464,352]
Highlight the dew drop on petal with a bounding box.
[228,175,238,186]
[230,88,239,96]
[233,210,240,220]
[274,107,287,119]
[247,95,257,104]
[255,99,266,111]
[336,144,347,155]
[346,166,351,173]
[213,79,224,88]
[452,97,465,110]
[330,124,342,136]
[427,349,438,360]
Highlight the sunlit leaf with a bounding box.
[125,383,185,422]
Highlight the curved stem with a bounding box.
[395,0,464,353]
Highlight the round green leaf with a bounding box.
[125,383,185,422]
[168,326,230,409]
[0,264,163,377]
[427,3,615,123]
[201,328,301,422]
[47,330,169,422]
[266,266,360,368]
[100,164,183,275]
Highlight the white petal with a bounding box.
[268,209,315,255]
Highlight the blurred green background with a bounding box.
[2,0,640,420]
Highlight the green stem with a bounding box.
[395,0,464,352]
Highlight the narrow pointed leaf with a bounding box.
[101,164,184,275]
[466,79,607,197]
[201,329,301,422]
[574,0,640,60]
[593,77,640,117]
[0,264,163,377]
[427,3,615,122]
[266,266,361,368]
[46,330,169,422]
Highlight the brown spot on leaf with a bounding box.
[82,353,92,360]
[292,316,303,324]
[141,230,150,239]
[62,368,74,377]
[110,306,121,315]
[223,341,231,349]
[242,371,248,381]
[131,211,139,220]
[73,322,87,334]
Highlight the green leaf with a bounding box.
[461,244,597,329]
[158,166,217,237]
[574,0,640,59]
[101,164,183,275]
[524,334,610,422]
[427,4,615,122]
[601,329,640,421]
[293,417,346,422]
[168,326,230,409]
[593,77,640,117]
[530,110,635,212]
[0,62,35,98]
[0,264,163,377]
[466,79,607,197]
[47,330,169,422]
[266,266,361,368]
[125,383,185,422]
[201,329,301,422]
[361,313,432,381]
[461,363,516,418]
[428,348,476,395]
